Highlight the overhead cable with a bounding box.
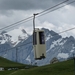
[1,26,75,53]
[0,0,69,31]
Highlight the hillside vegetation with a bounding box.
[0,57,26,67]
[0,59,74,75]
[0,56,35,71]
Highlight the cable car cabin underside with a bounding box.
[33,28,46,60]
[34,44,46,60]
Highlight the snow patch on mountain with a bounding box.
[26,55,31,63]
[57,53,69,59]
[7,27,29,42]
[70,50,74,53]
[1,40,6,44]
[60,40,67,46]
[47,38,62,51]
[46,34,51,41]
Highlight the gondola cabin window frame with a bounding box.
[33,32,37,45]
[39,31,45,44]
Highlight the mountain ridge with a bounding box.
[0,28,75,66]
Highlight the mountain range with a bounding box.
[0,28,75,66]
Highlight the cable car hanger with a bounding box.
[33,14,46,60]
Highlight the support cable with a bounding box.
[0,0,69,31]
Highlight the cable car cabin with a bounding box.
[33,28,46,60]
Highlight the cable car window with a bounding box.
[33,32,37,45]
[39,32,45,44]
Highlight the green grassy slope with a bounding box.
[0,57,35,75]
[0,57,25,67]
[0,70,15,75]
[6,59,74,75]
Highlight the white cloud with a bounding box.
[56,24,75,38]
[0,0,65,10]
[35,19,56,29]
[0,3,75,38]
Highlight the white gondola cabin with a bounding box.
[33,28,46,60]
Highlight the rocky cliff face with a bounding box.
[0,28,75,66]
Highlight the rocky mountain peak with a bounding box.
[0,28,75,66]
